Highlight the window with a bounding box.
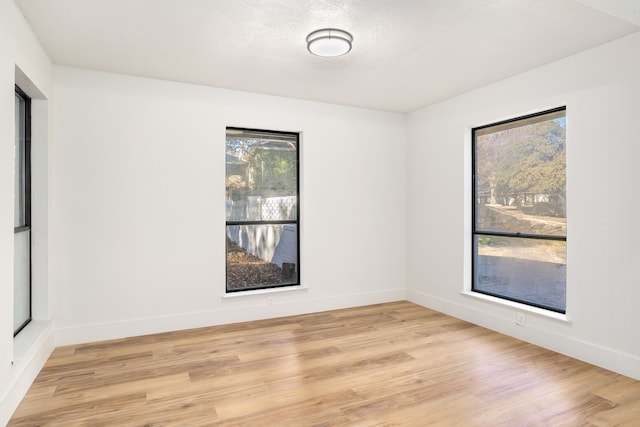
[225,128,299,292]
[472,107,566,313]
[14,85,32,335]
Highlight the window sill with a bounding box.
[13,319,52,364]
[223,285,308,299]
[460,291,570,323]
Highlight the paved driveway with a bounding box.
[475,255,566,312]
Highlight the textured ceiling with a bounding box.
[14,0,640,112]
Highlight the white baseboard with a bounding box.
[55,288,407,346]
[0,321,55,427]
[407,289,640,381]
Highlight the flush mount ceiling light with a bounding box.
[306,28,353,57]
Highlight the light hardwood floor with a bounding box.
[9,301,640,426]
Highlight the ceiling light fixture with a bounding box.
[306,28,353,57]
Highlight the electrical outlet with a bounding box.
[516,312,526,327]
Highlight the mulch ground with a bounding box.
[227,243,282,290]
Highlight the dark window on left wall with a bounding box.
[14,85,32,336]
[225,127,300,292]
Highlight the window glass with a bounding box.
[474,235,566,312]
[15,93,26,228]
[473,108,566,313]
[226,128,299,292]
[13,230,31,331]
[14,86,31,335]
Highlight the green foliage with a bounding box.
[478,237,493,245]
[265,151,296,180]
[477,118,566,203]
[227,137,297,196]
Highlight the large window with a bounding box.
[225,128,299,292]
[14,85,32,335]
[472,108,566,313]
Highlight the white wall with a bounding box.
[51,66,407,345]
[0,0,54,424]
[407,31,640,380]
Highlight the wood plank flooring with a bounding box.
[9,301,640,426]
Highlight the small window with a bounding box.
[14,85,32,335]
[225,128,300,292]
[472,108,566,313]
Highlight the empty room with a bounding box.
[2,0,640,425]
